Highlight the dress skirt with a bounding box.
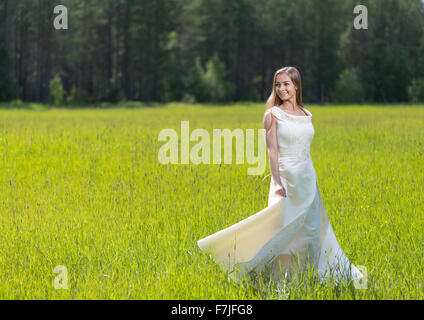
[197,155,364,288]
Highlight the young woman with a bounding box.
[197,66,363,289]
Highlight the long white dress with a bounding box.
[197,106,363,289]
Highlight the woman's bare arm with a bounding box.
[263,110,286,196]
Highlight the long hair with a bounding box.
[265,66,303,111]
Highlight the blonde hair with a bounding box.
[265,66,304,111]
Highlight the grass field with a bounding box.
[0,103,423,299]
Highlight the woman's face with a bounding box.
[275,73,297,102]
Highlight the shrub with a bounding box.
[203,55,235,102]
[66,86,91,106]
[333,68,364,103]
[183,57,209,102]
[48,74,66,106]
[183,55,235,103]
[181,93,196,104]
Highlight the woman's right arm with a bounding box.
[263,110,287,197]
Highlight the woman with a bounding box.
[197,66,363,289]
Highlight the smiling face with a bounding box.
[275,73,298,102]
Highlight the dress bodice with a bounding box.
[269,106,315,162]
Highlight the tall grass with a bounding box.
[0,103,422,299]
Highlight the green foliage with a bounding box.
[3,0,424,104]
[333,69,365,103]
[181,93,196,104]
[363,47,412,102]
[66,86,91,106]
[204,55,236,102]
[337,0,423,103]
[183,57,209,102]
[184,56,235,102]
[48,74,66,106]
[408,78,424,103]
[0,99,46,110]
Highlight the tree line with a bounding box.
[0,0,423,105]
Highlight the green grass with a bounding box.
[0,103,423,299]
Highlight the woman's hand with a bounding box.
[275,184,287,198]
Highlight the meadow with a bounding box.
[0,103,423,299]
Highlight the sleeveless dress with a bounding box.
[197,106,363,288]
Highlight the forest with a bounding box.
[0,0,423,105]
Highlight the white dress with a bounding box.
[197,106,363,289]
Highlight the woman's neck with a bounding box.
[280,99,299,110]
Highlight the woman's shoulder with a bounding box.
[263,108,278,130]
[263,106,281,119]
[268,106,286,121]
